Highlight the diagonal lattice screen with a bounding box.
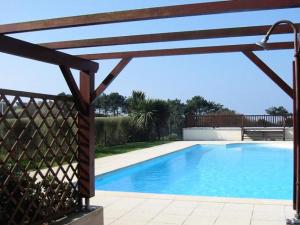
[0,89,81,225]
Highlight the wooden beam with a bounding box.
[243,51,293,98]
[0,34,99,73]
[1,0,299,34]
[78,71,95,198]
[78,42,294,60]
[94,58,132,100]
[40,23,300,50]
[59,65,87,113]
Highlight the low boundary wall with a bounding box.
[183,127,293,141]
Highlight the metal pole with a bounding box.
[257,20,299,224]
[0,100,3,115]
[295,55,300,218]
[85,198,90,211]
[293,61,297,211]
[289,40,300,225]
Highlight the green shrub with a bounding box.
[95,116,131,147]
[95,116,152,147]
[0,116,77,170]
[0,166,79,224]
[167,133,178,141]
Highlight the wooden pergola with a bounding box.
[0,1,299,224]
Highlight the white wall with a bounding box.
[285,128,293,141]
[183,127,241,141]
[183,127,293,141]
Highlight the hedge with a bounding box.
[0,116,161,164]
[95,116,147,146]
[0,116,77,170]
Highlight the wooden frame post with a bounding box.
[78,71,95,203]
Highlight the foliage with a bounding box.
[95,93,110,115]
[94,92,126,116]
[167,133,178,141]
[185,96,227,115]
[131,99,155,130]
[265,106,290,116]
[94,91,236,143]
[0,166,79,224]
[108,92,126,115]
[126,90,146,113]
[0,116,77,171]
[151,99,170,139]
[95,116,131,146]
[1,90,236,148]
[127,92,171,140]
[167,99,186,137]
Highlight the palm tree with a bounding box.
[131,99,155,131]
[126,91,146,113]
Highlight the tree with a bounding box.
[107,92,125,116]
[56,92,72,116]
[57,92,71,97]
[126,91,146,113]
[167,99,186,136]
[151,100,170,140]
[128,91,170,140]
[94,93,126,116]
[185,96,224,115]
[131,99,155,136]
[207,106,236,115]
[94,94,110,115]
[265,106,289,116]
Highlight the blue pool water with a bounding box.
[95,144,293,200]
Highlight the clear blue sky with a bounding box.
[0,0,299,114]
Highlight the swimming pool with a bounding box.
[95,143,293,200]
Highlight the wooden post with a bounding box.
[78,71,95,202]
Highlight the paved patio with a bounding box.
[91,141,294,225]
[91,191,292,225]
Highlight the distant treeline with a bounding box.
[93,91,236,144]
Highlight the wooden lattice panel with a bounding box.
[0,89,80,225]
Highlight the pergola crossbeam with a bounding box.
[78,42,293,60]
[243,51,293,98]
[0,0,299,34]
[40,23,300,50]
[93,58,132,101]
[0,34,98,73]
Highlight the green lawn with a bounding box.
[95,141,172,158]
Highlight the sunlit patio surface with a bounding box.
[91,141,293,225]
